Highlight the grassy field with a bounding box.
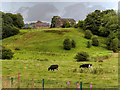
[2,28,118,88]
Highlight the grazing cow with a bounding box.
[48,65,58,71]
[80,64,92,70]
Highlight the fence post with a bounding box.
[43,79,44,90]
[77,83,80,90]
[31,78,34,88]
[90,83,92,90]
[80,82,82,90]
[67,81,70,89]
[11,78,13,88]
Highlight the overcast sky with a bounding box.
[1,1,119,23]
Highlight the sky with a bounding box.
[0,0,119,23]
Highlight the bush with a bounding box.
[112,38,118,52]
[63,38,71,50]
[84,30,93,39]
[62,21,67,28]
[2,25,20,39]
[74,51,89,61]
[2,47,14,59]
[87,41,91,48]
[74,24,78,28]
[71,40,76,48]
[66,21,70,28]
[77,20,84,28]
[92,36,99,46]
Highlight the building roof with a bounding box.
[59,18,76,22]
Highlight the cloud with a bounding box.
[62,3,106,21]
[16,3,59,23]
[26,3,59,22]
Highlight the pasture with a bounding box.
[2,28,118,88]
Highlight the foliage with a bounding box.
[66,21,70,28]
[112,38,118,52]
[71,40,76,48]
[87,41,91,48]
[84,30,93,39]
[74,23,78,28]
[106,32,118,51]
[70,21,75,27]
[83,9,118,37]
[77,20,84,28]
[2,25,19,39]
[62,21,67,28]
[83,10,101,35]
[74,51,89,61]
[51,16,60,28]
[2,47,14,59]
[92,36,99,46]
[2,12,24,39]
[63,38,71,50]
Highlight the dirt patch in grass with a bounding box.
[44,30,70,35]
[40,52,67,56]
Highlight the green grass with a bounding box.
[2,28,118,88]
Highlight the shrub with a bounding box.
[73,68,77,72]
[63,38,71,50]
[92,36,99,46]
[87,41,91,48]
[74,51,89,61]
[84,30,93,39]
[15,47,20,50]
[77,20,84,28]
[74,24,78,28]
[71,40,76,48]
[62,21,67,28]
[2,47,14,59]
[112,38,118,52]
[66,21,70,28]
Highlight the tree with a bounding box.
[51,16,60,28]
[77,20,83,28]
[87,41,91,48]
[83,10,101,35]
[2,25,19,39]
[66,21,70,28]
[84,30,93,39]
[74,23,78,28]
[63,38,71,50]
[112,38,118,52]
[62,21,67,28]
[74,51,89,61]
[2,47,14,59]
[70,21,75,27]
[6,13,24,29]
[92,36,99,46]
[71,40,76,48]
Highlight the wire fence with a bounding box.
[1,73,118,89]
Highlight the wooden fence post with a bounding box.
[80,82,82,90]
[18,73,20,88]
[11,78,13,88]
[32,78,34,88]
[43,79,44,90]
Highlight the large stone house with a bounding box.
[55,17,76,28]
[32,21,49,29]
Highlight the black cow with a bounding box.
[48,65,58,71]
[80,64,92,68]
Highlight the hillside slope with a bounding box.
[2,28,112,61]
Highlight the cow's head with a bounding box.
[48,67,50,71]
